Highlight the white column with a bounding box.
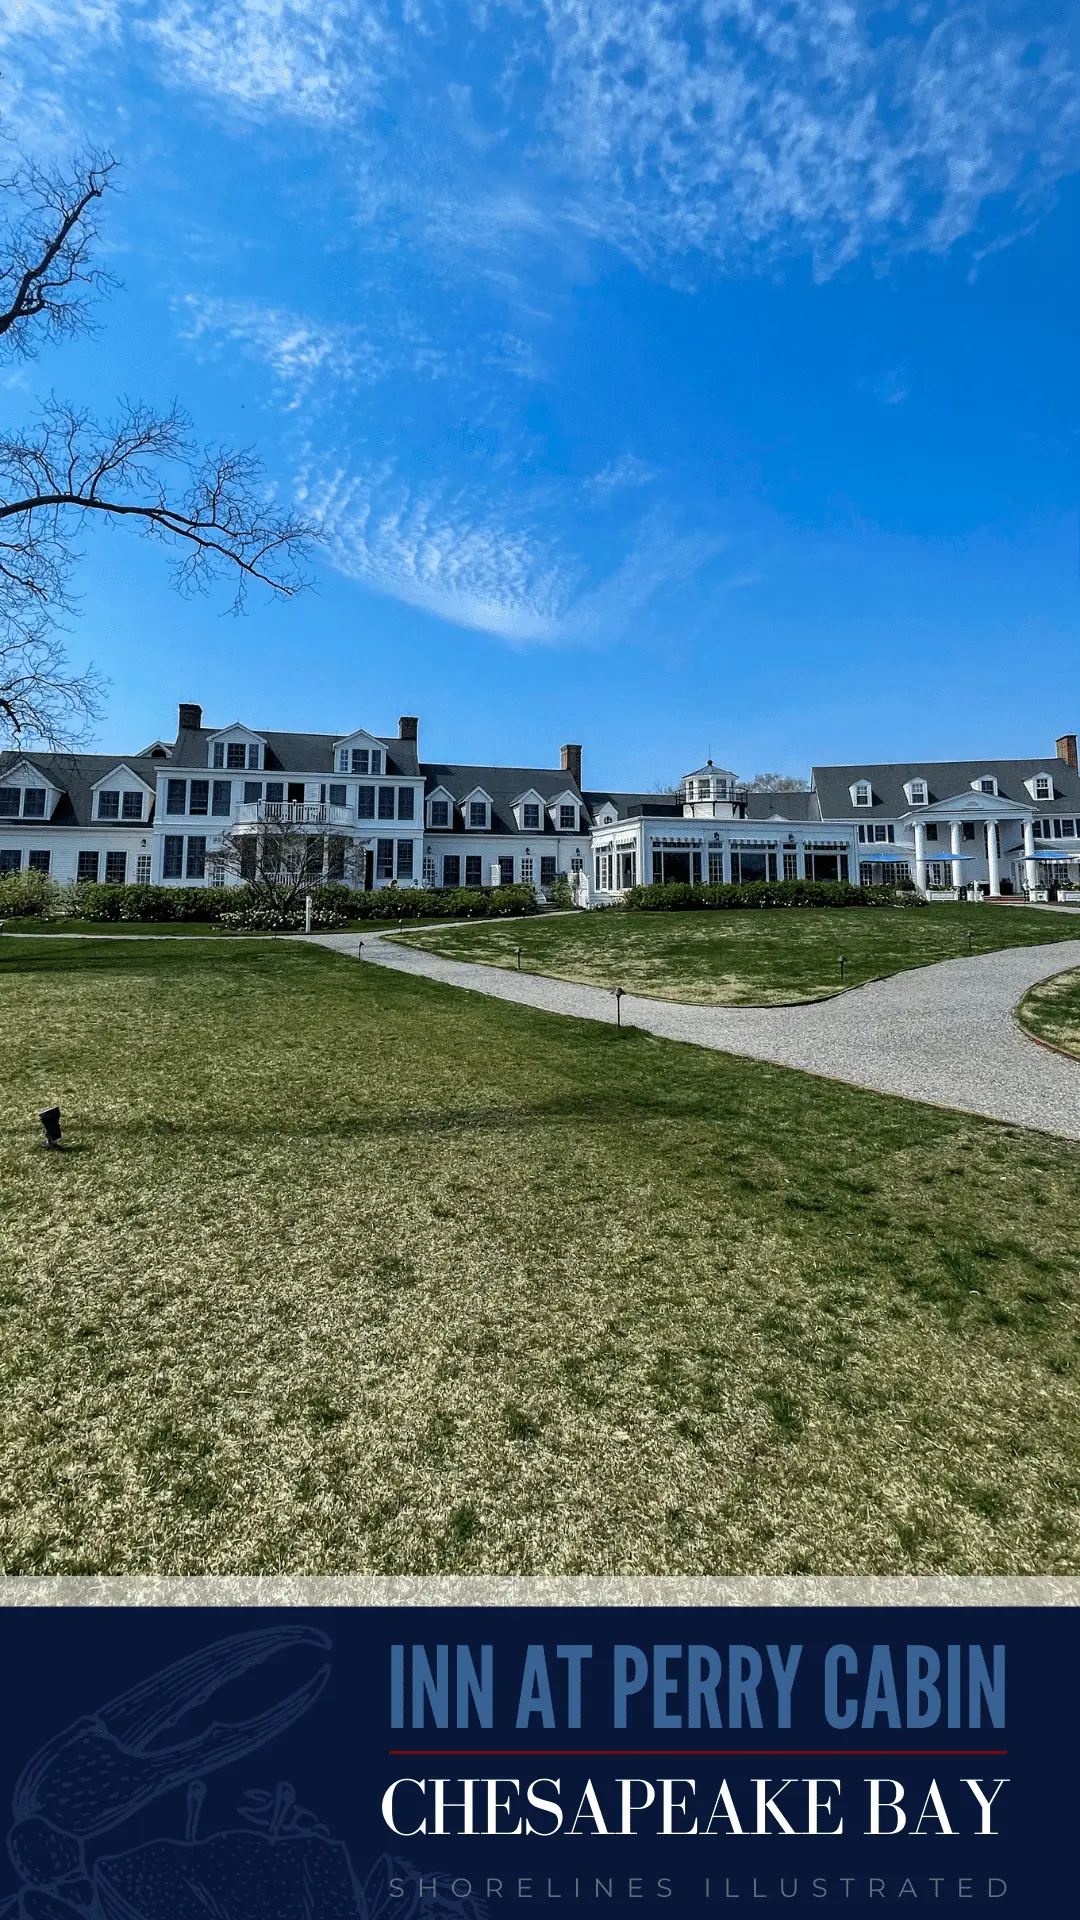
[1023,817,1038,894]
[913,818,928,894]
[950,819,963,890]
[987,820,1001,896]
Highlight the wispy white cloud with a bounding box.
[176,293,444,404]
[297,459,580,641]
[295,457,718,645]
[536,1,1080,273]
[587,453,657,498]
[139,1,395,124]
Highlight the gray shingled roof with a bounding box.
[812,756,1080,820]
[170,727,420,778]
[423,763,588,836]
[0,751,162,828]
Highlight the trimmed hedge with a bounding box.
[319,884,539,922]
[8,879,541,925]
[621,879,925,912]
[0,869,58,916]
[52,883,239,922]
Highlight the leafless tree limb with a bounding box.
[0,149,117,357]
[0,146,318,749]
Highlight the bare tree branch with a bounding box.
[0,146,319,748]
[0,149,117,357]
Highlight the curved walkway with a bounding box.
[308,929,1080,1139]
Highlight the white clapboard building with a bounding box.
[2,701,1079,903]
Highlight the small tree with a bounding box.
[211,819,334,922]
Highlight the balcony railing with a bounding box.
[234,801,355,828]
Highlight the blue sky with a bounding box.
[3,1,1079,787]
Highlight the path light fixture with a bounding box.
[39,1107,62,1149]
[614,986,625,1027]
[967,930,974,952]
[516,946,521,970]
[357,939,364,959]
[839,955,846,981]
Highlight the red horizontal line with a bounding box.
[388,1749,1007,1758]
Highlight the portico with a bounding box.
[904,790,1036,897]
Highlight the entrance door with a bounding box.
[287,782,305,805]
[499,855,515,885]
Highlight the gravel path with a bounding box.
[308,928,1080,1139]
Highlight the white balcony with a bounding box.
[234,800,355,829]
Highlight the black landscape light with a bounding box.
[614,986,625,1027]
[39,1106,62,1149]
[516,946,521,970]
[839,954,846,981]
[967,930,974,952]
[357,939,364,959]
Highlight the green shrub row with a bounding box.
[313,883,539,921]
[621,879,924,912]
[0,873,540,923]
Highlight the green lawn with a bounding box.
[393,903,1080,1005]
[1017,966,1080,1059]
[2,936,1079,1575]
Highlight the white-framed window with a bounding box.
[783,851,798,880]
[350,748,368,773]
[708,850,724,884]
[975,776,998,795]
[521,853,534,884]
[1034,775,1052,800]
[852,782,871,807]
[469,800,487,828]
[559,803,576,830]
[422,852,436,886]
[429,798,449,826]
[135,854,152,884]
[571,856,584,873]
[105,851,127,885]
[905,779,927,806]
[29,850,50,874]
[122,790,143,819]
[97,790,120,819]
[522,802,540,829]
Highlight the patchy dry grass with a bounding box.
[1017,966,1080,1058]
[394,903,1080,1005]
[1,937,1079,1575]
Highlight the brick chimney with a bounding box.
[177,702,202,732]
[399,715,418,743]
[560,742,582,787]
[1057,732,1077,771]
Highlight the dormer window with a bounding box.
[851,781,872,807]
[429,799,449,827]
[22,787,46,818]
[1030,773,1053,802]
[905,779,927,806]
[974,776,998,796]
[523,802,540,829]
[559,804,577,830]
[469,800,488,828]
[227,742,246,769]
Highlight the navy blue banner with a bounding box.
[0,1606,1071,1917]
